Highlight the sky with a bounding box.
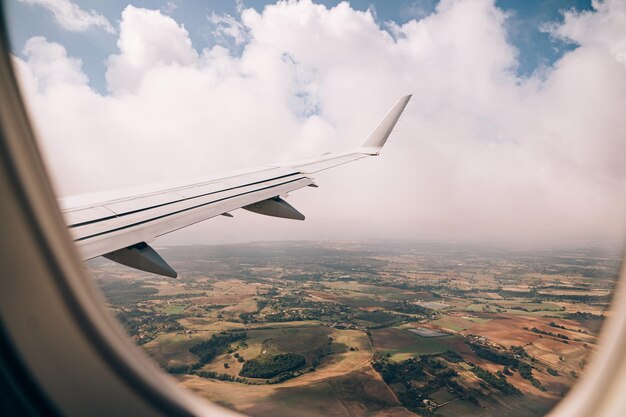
[4,0,626,246]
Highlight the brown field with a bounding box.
[180,365,404,417]
[460,315,597,347]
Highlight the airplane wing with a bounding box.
[60,95,411,277]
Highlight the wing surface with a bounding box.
[62,94,411,276]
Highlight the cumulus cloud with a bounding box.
[106,6,198,94]
[20,36,88,90]
[13,0,626,245]
[548,0,626,65]
[18,0,114,33]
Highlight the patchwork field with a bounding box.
[92,241,620,417]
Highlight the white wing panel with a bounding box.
[74,177,313,260]
[69,174,309,240]
[288,152,369,174]
[60,95,411,265]
[63,206,117,227]
[104,192,186,216]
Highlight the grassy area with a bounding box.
[159,303,189,314]
[432,317,475,332]
[143,333,205,368]
[431,387,457,404]
[370,328,459,361]
[464,301,566,317]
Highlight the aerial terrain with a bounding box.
[89,241,621,417]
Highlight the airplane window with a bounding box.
[3,1,626,417]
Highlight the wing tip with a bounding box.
[359,94,412,155]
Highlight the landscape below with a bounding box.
[89,241,621,417]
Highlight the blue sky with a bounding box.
[6,0,593,93]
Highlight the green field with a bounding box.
[370,328,460,361]
[255,326,334,362]
[143,333,204,368]
[464,301,565,317]
[159,303,189,314]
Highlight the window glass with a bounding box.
[6,1,626,416]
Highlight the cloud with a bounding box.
[547,0,626,65]
[18,0,115,33]
[20,36,88,91]
[105,6,198,94]
[208,12,249,46]
[13,0,626,245]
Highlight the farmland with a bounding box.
[90,240,621,417]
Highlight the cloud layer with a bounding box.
[13,0,626,245]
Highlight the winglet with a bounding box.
[359,94,411,155]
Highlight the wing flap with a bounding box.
[243,197,305,220]
[103,242,177,278]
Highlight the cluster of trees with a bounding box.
[101,280,159,305]
[565,311,603,320]
[386,301,431,316]
[116,309,183,345]
[168,332,247,375]
[239,353,306,378]
[194,371,263,385]
[237,299,271,324]
[188,332,247,368]
[467,343,551,392]
[470,365,520,394]
[518,363,546,391]
[374,355,464,414]
[440,350,463,363]
[547,367,559,376]
[374,357,426,384]
[467,342,518,367]
[530,327,570,340]
[510,346,529,358]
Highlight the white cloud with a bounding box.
[20,36,88,91]
[106,6,198,94]
[18,0,114,33]
[13,0,626,245]
[548,0,626,65]
[208,12,248,46]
